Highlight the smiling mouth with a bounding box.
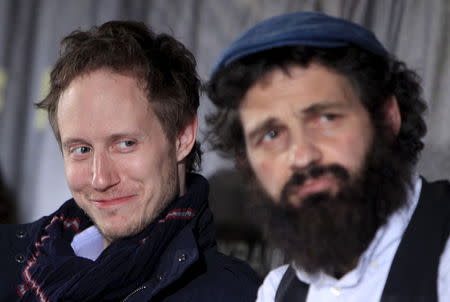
[91,195,137,208]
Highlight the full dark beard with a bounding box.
[248,132,413,277]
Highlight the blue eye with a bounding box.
[117,140,136,149]
[320,114,339,122]
[262,130,278,142]
[72,146,91,155]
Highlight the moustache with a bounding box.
[281,164,350,199]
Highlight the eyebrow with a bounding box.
[245,100,349,142]
[61,138,89,151]
[299,100,350,116]
[108,133,145,142]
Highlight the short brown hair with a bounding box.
[37,21,201,171]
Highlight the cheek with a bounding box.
[333,132,372,174]
[117,151,169,184]
[64,162,90,192]
[255,160,273,181]
[117,157,152,181]
[248,153,289,199]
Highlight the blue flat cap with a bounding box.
[211,11,388,75]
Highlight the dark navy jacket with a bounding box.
[0,192,261,302]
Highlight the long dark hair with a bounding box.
[206,45,427,168]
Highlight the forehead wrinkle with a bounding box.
[294,100,353,117]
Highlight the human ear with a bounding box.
[176,116,198,162]
[384,95,401,137]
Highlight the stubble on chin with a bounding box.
[93,171,179,243]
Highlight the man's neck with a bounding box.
[178,163,187,196]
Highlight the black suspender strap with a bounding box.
[275,265,309,302]
[380,179,450,302]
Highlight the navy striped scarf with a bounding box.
[17,174,212,302]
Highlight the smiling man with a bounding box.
[0,21,260,302]
[57,69,182,246]
[206,12,450,302]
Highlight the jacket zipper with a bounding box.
[121,285,147,302]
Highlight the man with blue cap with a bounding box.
[206,11,450,301]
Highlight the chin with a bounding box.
[102,224,141,242]
[96,216,144,241]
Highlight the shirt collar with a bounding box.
[71,225,104,260]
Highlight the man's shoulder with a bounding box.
[265,264,291,284]
[0,218,49,302]
[0,199,75,242]
[418,177,450,215]
[421,177,450,194]
[214,250,261,278]
[1,214,50,235]
[0,217,46,242]
[256,264,290,302]
[0,217,49,267]
[163,249,261,302]
[199,250,262,298]
[149,225,261,302]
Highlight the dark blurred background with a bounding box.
[0,0,449,274]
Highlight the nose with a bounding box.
[91,152,120,191]
[288,135,322,170]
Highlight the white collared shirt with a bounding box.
[256,177,450,301]
[71,225,104,261]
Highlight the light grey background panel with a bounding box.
[0,0,449,223]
